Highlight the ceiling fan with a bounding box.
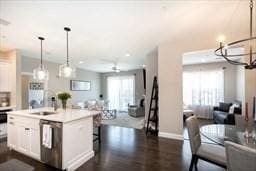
[98,58,128,72]
[112,64,121,72]
[111,63,129,72]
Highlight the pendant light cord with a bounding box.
[41,39,43,67]
[64,27,71,66]
[38,37,44,69]
[67,30,69,66]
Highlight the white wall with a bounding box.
[21,56,101,104]
[183,62,238,103]
[101,69,144,104]
[145,50,158,121]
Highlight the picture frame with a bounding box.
[70,80,91,91]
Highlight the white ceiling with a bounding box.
[183,48,243,65]
[0,0,250,72]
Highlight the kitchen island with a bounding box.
[7,107,101,171]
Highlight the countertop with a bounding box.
[0,106,16,111]
[7,107,101,123]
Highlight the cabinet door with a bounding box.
[0,62,10,92]
[29,128,40,159]
[17,125,30,154]
[7,122,18,149]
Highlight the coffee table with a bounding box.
[101,109,117,120]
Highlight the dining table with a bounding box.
[200,123,256,149]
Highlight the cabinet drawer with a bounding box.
[8,115,39,129]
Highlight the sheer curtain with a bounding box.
[183,68,224,118]
[107,75,135,112]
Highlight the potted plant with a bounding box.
[57,92,71,109]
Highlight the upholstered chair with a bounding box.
[186,116,227,171]
[225,141,256,171]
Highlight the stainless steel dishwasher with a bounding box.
[40,120,63,169]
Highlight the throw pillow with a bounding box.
[229,104,240,114]
[219,102,232,112]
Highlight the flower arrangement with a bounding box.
[57,92,71,109]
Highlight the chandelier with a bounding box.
[215,0,256,69]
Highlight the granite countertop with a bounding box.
[7,107,101,123]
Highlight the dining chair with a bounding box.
[225,141,256,171]
[186,116,227,171]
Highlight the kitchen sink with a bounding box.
[30,111,57,116]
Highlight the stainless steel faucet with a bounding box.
[43,89,58,111]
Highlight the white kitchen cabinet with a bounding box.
[0,62,11,92]
[17,124,30,154]
[7,115,40,160]
[7,121,18,149]
[29,127,40,159]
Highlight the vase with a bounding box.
[61,99,67,110]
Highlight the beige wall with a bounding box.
[157,30,253,139]
[21,56,101,104]
[243,47,256,118]
[145,50,158,121]
[183,62,238,103]
[21,75,30,109]
[101,69,145,104]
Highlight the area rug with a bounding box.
[0,159,34,171]
[101,112,145,129]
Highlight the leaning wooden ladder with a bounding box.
[146,76,159,136]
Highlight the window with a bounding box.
[107,75,135,112]
[183,69,224,118]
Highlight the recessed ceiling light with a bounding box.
[79,61,84,64]
[142,64,146,68]
[125,53,131,57]
[201,59,206,63]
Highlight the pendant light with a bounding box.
[33,37,49,80]
[59,27,76,78]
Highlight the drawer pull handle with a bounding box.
[25,128,30,130]
[9,122,14,125]
[9,117,14,119]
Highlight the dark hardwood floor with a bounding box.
[0,125,224,171]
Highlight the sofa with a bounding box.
[213,102,242,125]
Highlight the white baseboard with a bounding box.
[159,132,184,141]
[66,150,94,171]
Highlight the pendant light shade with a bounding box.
[33,37,49,80]
[59,27,76,78]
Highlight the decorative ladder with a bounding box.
[146,76,159,136]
